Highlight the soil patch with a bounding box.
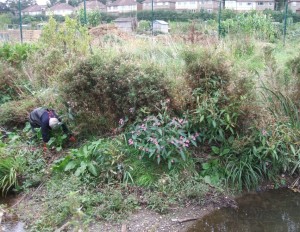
[89,205,216,232]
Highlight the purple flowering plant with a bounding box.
[127,101,200,169]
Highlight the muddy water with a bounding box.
[0,195,25,232]
[187,189,300,232]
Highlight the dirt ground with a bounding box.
[89,204,216,232]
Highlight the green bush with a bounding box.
[0,43,37,66]
[59,54,170,135]
[53,137,132,184]
[0,97,39,127]
[127,100,199,168]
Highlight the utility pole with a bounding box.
[84,0,87,25]
[18,0,23,43]
[283,0,288,46]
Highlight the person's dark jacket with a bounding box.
[29,107,69,143]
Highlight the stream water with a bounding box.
[0,195,25,232]
[187,188,300,232]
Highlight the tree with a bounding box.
[0,2,9,13]
[67,0,81,7]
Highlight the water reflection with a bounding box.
[187,189,300,232]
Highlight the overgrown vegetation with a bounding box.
[1,12,300,231]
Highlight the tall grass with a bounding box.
[0,157,23,195]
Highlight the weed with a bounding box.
[127,100,199,168]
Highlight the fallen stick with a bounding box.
[121,224,127,232]
[171,217,199,223]
[55,221,71,232]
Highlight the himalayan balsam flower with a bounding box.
[128,139,134,145]
[119,118,124,125]
[262,129,267,136]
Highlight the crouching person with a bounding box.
[29,107,75,151]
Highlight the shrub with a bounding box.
[40,17,91,55]
[183,49,243,143]
[53,137,133,184]
[59,54,170,135]
[0,97,40,127]
[126,101,199,169]
[0,43,37,66]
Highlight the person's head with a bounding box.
[49,117,61,129]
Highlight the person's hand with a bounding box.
[69,135,76,142]
[43,143,47,152]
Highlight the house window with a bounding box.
[247,2,252,5]
[269,2,273,5]
[292,2,297,6]
[157,2,163,5]
[258,2,264,5]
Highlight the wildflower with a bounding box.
[119,118,124,125]
[166,99,170,103]
[129,107,135,113]
[262,129,267,136]
[128,139,134,145]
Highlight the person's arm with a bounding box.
[41,122,50,143]
[40,113,50,143]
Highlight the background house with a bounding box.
[175,0,198,12]
[225,0,275,11]
[114,17,137,32]
[46,3,74,16]
[198,0,219,12]
[22,4,45,16]
[107,0,141,14]
[143,0,176,11]
[153,20,169,33]
[289,0,300,13]
[77,1,106,12]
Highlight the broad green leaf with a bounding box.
[87,163,98,176]
[64,161,77,171]
[211,146,220,154]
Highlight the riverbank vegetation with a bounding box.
[1,12,300,231]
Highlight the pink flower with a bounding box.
[128,139,134,145]
[119,118,124,125]
[262,129,267,136]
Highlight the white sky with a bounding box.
[0,0,49,5]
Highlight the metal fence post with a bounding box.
[218,0,222,39]
[18,0,23,43]
[283,0,288,46]
[84,0,87,25]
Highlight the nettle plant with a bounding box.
[126,101,199,169]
